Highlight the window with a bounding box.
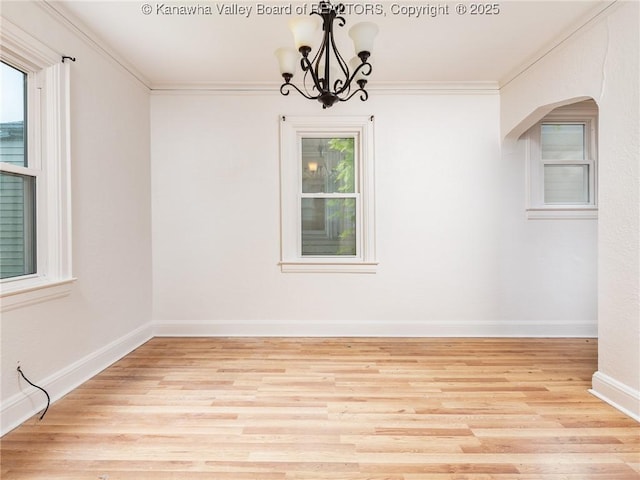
[1,62,36,279]
[279,116,376,273]
[525,100,598,219]
[0,19,73,310]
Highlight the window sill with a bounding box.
[526,208,598,220]
[280,262,378,274]
[0,277,77,312]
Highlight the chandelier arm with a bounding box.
[328,23,351,94]
[302,60,323,99]
[301,56,324,97]
[335,61,372,96]
[340,86,369,103]
[312,29,330,92]
[280,81,317,100]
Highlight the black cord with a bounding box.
[17,366,50,421]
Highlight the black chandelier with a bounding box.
[275,1,379,109]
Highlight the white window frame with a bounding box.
[525,103,598,219]
[0,19,74,311]
[279,115,377,273]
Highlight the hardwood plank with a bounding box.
[1,337,639,479]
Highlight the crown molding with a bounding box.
[28,0,619,97]
[369,81,499,95]
[37,0,151,90]
[150,80,499,95]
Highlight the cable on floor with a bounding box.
[17,366,50,421]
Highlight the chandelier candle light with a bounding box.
[275,1,379,108]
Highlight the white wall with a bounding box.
[500,1,640,419]
[0,3,153,434]
[5,0,632,434]
[151,89,597,337]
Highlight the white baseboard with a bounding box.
[1,322,154,436]
[1,319,600,437]
[590,371,640,422]
[153,319,597,338]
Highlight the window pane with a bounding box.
[301,198,356,256]
[0,172,36,279]
[0,62,27,167]
[541,124,584,160]
[544,164,589,204]
[301,137,354,194]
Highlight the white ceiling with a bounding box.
[50,0,613,88]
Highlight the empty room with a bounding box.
[1,0,638,478]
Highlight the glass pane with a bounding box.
[301,197,356,256]
[0,172,36,279]
[541,124,584,161]
[544,164,589,204]
[301,137,354,194]
[0,62,27,167]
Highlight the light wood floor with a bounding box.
[1,337,639,479]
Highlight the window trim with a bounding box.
[525,104,598,220]
[0,19,74,310]
[279,115,377,273]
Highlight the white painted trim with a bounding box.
[0,20,75,304]
[150,81,500,95]
[154,320,597,338]
[524,103,599,217]
[590,371,640,422]
[0,17,60,69]
[279,262,378,273]
[0,319,603,436]
[279,115,377,272]
[0,322,154,436]
[368,82,500,95]
[526,208,598,220]
[0,278,76,312]
[34,2,151,90]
